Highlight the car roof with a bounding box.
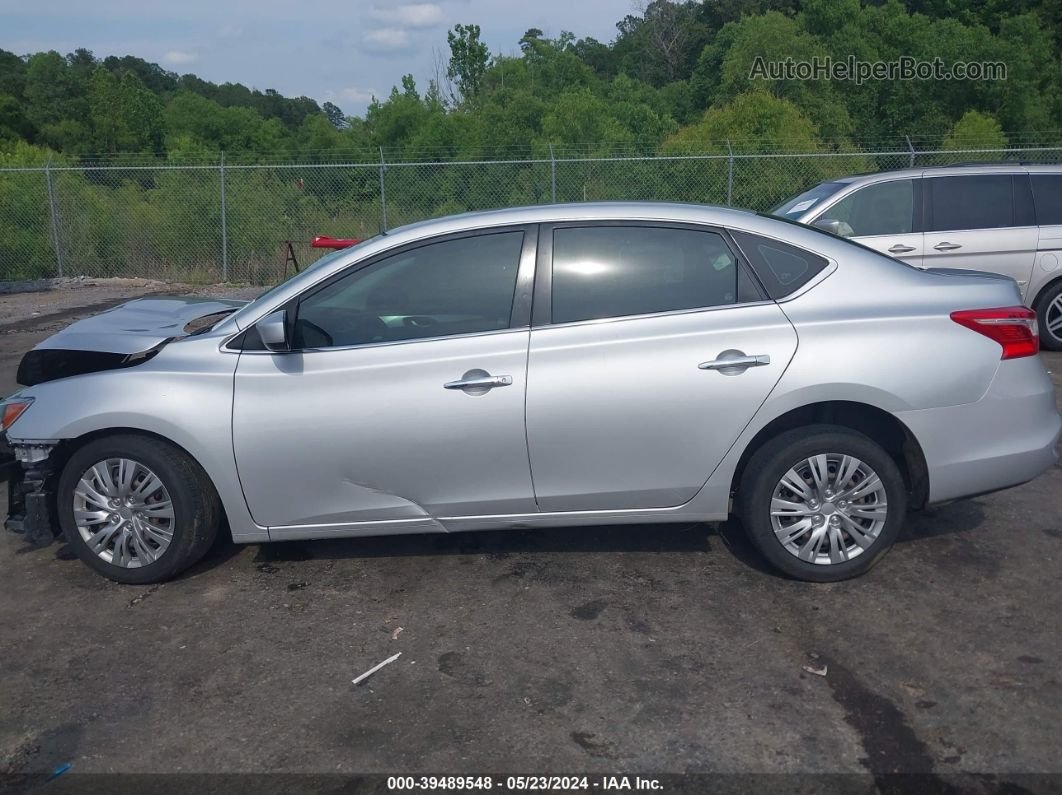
[385,201,760,238]
[835,162,1062,187]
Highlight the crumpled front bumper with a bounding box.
[2,433,59,547]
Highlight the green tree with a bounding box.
[447,24,490,105]
[23,50,89,149]
[613,1,711,87]
[89,68,165,153]
[693,11,853,140]
[322,101,347,129]
[943,111,1009,150]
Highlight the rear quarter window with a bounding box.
[1031,174,1062,225]
[730,231,829,299]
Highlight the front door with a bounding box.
[232,228,537,529]
[812,178,924,266]
[524,224,798,512]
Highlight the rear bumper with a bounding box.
[897,357,1061,504]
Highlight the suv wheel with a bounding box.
[737,425,907,582]
[57,434,221,584]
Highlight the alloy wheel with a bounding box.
[1046,294,1062,345]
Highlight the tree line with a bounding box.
[0,0,1059,282]
[1,0,1059,165]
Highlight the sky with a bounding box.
[0,0,637,116]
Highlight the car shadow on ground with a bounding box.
[201,498,990,581]
[35,498,989,582]
[250,521,715,564]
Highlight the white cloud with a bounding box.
[363,27,412,51]
[337,86,378,104]
[368,3,445,29]
[161,49,199,65]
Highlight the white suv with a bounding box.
[775,164,1062,349]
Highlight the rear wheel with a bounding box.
[57,434,221,584]
[1036,280,1062,351]
[737,425,907,582]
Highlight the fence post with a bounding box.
[548,143,557,203]
[905,135,916,168]
[219,152,229,281]
[379,147,389,233]
[726,139,734,207]
[44,156,64,278]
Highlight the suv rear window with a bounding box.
[730,231,829,299]
[926,174,1028,232]
[1031,174,1062,225]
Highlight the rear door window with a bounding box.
[926,175,1019,232]
[549,225,758,324]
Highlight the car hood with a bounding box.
[16,296,249,387]
[32,296,249,354]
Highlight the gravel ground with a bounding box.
[0,284,1060,791]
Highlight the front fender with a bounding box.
[6,338,266,543]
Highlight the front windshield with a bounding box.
[771,181,847,219]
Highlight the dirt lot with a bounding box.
[0,283,1060,790]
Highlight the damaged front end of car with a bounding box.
[3,295,249,547]
[3,438,60,547]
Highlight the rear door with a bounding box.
[810,178,923,266]
[921,173,1038,298]
[523,223,799,513]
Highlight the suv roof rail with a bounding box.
[921,161,1053,169]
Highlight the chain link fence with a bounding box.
[2,143,1061,285]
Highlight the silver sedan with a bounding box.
[2,203,1059,583]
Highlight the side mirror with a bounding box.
[812,218,845,236]
[257,310,290,352]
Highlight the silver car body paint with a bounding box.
[5,203,1060,545]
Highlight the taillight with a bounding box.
[950,306,1039,360]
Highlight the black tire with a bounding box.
[1035,279,1062,352]
[57,434,221,584]
[737,425,907,582]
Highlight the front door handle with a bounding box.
[933,241,962,251]
[444,370,513,393]
[888,244,916,254]
[699,352,771,373]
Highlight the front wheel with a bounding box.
[737,425,907,582]
[1036,280,1062,351]
[57,434,221,584]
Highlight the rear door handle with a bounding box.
[699,354,770,371]
[444,374,512,390]
[888,244,916,254]
[933,242,962,251]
